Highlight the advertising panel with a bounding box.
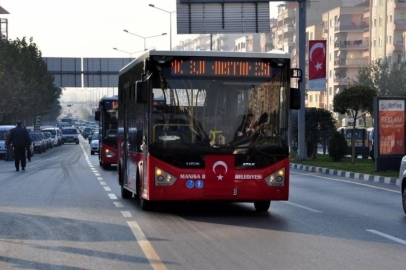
[378,99,405,156]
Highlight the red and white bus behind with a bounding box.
[95,96,119,169]
[117,50,301,211]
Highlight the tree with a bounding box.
[305,108,336,159]
[333,85,377,163]
[0,37,60,124]
[354,59,406,96]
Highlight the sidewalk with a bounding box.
[290,163,400,187]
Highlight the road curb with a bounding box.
[290,163,399,186]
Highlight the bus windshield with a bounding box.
[100,100,118,141]
[149,65,289,161]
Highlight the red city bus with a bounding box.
[95,95,119,169]
[117,50,301,211]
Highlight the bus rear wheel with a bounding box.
[254,201,271,212]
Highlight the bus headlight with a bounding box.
[264,168,285,186]
[155,167,177,186]
[105,149,115,158]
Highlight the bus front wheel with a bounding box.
[138,180,154,211]
[402,184,406,215]
[121,185,133,199]
[254,201,271,212]
[140,197,155,211]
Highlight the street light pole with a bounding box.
[148,4,176,50]
[123,29,166,50]
[113,47,147,60]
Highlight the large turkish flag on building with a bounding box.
[308,40,326,91]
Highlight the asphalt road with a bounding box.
[0,137,405,270]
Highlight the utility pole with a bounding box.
[295,0,308,160]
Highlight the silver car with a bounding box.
[398,156,406,215]
[90,132,99,155]
[0,125,15,158]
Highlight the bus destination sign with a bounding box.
[170,59,272,78]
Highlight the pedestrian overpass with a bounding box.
[43,57,132,88]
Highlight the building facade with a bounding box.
[371,0,406,64]
[0,6,9,42]
[323,5,370,111]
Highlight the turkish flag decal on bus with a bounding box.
[204,155,235,196]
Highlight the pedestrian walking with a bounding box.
[8,120,31,171]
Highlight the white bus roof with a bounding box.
[120,49,291,75]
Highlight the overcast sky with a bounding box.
[0,0,280,58]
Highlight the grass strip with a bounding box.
[290,152,398,178]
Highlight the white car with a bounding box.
[398,156,406,215]
[90,132,99,155]
[61,127,79,144]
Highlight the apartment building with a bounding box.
[173,35,212,51]
[272,1,351,55]
[0,6,9,42]
[234,35,261,52]
[323,5,370,111]
[212,34,246,51]
[370,0,406,64]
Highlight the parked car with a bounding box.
[43,132,54,149]
[61,127,79,144]
[90,132,99,155]
[29,132,46,154]
[42,127,62,146]
[32,132,48,152]
[0,125,15,159]
[398,156,406,215]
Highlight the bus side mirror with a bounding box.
[95,111,100,121]
[136,81,148,104]
[290,88,301,110]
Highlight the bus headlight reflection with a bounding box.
[264,168,285,186]
[155,167,177,186]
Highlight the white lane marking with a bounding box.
[282,201,322,213]
[127,221,168,270]
[91,168,97,172]
[100,181,107,186]
[367,230,406,246]
[121,211,133,218]
[108,193,117,200]
[104,186,112,191]
[114,202,124,208]
[292,172,400,194]
[97,177,103,181]
[95,173,100,176]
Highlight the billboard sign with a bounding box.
[378,99,405,155]
[374,97,406,171]
[34,116,42,131]
[176,0,270,34]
